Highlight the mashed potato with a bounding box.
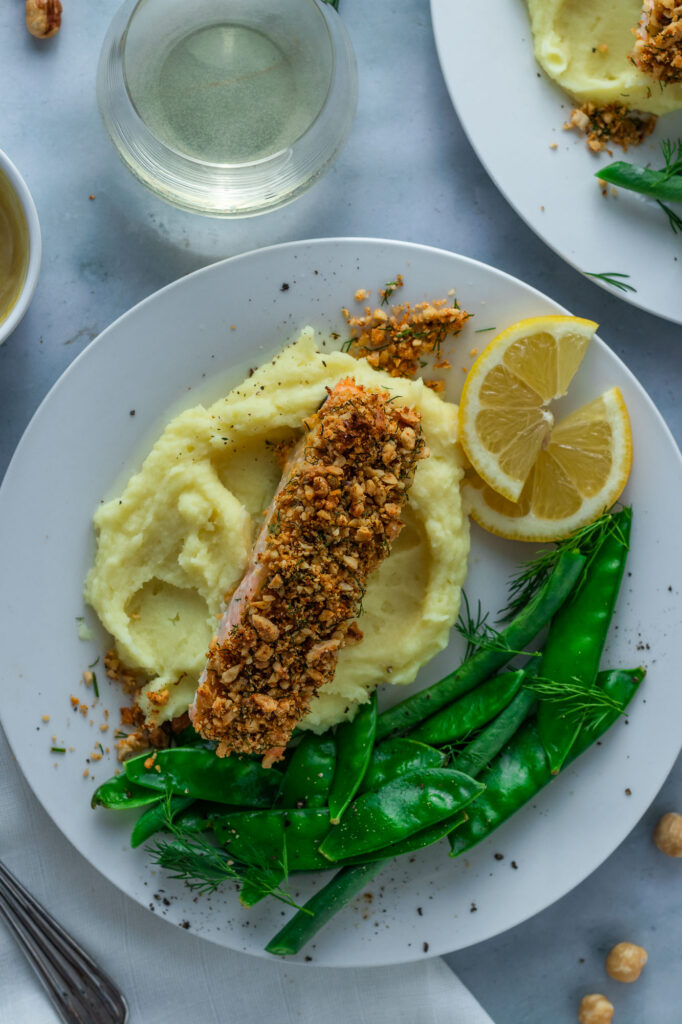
[527,0,682,112]
[85,330,469,732]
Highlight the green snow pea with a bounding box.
[130,796,195,849]
[91,775,163,811]
[211,809,332,872]
[597,160,682,203]
[278,733,336,809]
[451,688,537,779]
[320,768,485,861]
[375,549,586,741]
[357,738,445,795]
[449,667,645,857]
[341,809,468,864]
[538,507,631,774]
[410,670,525,747]
[328,691,377,824]
[124,748,280,806]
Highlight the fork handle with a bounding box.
[0,860,128,1024]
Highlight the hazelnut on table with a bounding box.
[605,941,648,982]
[578,993,614,1024]
[653,811,682,857]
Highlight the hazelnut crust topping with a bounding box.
[632,0,682,83]
[26,0,62,38]
[192,378,427,762]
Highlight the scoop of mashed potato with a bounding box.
[85,330,469,732]
[527,0,682,112]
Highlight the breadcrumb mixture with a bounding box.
[564,101,657,152]
[633,0,682,83]
[342,277,470,391]
[191,378,427,764]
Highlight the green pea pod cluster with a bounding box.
[449,667,645,857]
[91,508,638,959]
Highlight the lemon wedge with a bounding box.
[458,316,598,502]
[463,386,633,542]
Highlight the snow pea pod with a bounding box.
[597,161,682,203]
[451,688,537,779]
[130,796,195,849]
[211,809,332,872]
[357,738,445,795]
[328,691,377,824]
[342,809,468,864]
[91,775,163,810]
[124,748,281,806]
[265,862,386,956]
[320,768,485,861]
[449,667,644,857]
[278,733,336,809]
[375,549,586,741]
[538,507,631,774]
[410,670,525,747]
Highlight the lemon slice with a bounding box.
[463,387,633,542]
[459,316,598,502]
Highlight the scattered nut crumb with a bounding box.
[578,993,614,1024]
[605,942,648,983]
[41,715,50,723]
[653,811,682,856]
[564,102,656,152]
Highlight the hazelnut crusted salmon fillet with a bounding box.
[190,377,427,765]
[633,0,682,82]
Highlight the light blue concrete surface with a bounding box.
[1,2,680,1021]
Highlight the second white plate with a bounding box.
[431,0,682,324]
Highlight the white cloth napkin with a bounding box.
[0,730,493,1023]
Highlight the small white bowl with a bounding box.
[0,150,41,345]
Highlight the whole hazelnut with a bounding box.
[605,941,648,982]
[25,0,62,39]
[653,811,682,857]
[578,993,614,1024]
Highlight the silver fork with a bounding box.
[0,859,128,1023]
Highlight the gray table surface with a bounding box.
[1,1,680,1021]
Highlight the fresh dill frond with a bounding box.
[523,675,626,729]
[148,794,307,911]
[340,338,354,353]
[456,592,540,660]
[660,138,682,179]
[584,271,637,294]
[500,507,629,621]
[657,199,682,234]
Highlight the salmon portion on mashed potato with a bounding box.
[190,377,427,765]
[84,330,469,752]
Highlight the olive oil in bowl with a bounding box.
[0,168,29,326]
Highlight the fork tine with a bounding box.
[0,861,128,1023]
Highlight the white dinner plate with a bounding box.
[1,238,681,967]
[431,0,682,325]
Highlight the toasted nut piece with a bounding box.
[605,942,648,982]
[653,811,682,856]
[578,994,614,1024]
[26,0,62,38]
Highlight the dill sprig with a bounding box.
[500,507,629,621]
[523,674,626,730]
[657,199,682,234]
[584,271,637,294]
[148,795,308,911]
[660,138,682,180]
[456,592,540,660]
[380,279,402,306]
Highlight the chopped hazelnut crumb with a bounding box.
[565,102,656,152]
